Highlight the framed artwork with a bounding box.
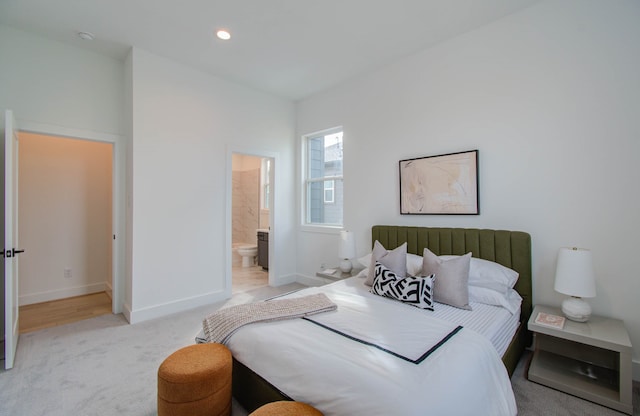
[399,150,479,215]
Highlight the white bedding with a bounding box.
[227,277,518,416]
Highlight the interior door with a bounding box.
[4,109,20,369]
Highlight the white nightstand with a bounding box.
[527,305,633,414]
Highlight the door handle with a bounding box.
[3,248,25,258]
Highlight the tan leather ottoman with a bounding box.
[158,343,232,416]
[249,400,323,416]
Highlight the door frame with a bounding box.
[225,145,277,296]
[16,120,125,314]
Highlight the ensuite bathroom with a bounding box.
[231,153,271,292]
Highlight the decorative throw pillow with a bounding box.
[422,248,472,310]
[371,262,434,310]
[364,241,407,286]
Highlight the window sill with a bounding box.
[299,224,343,235]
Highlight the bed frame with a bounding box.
[233,226,533,412]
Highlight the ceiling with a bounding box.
[0,0,540,101]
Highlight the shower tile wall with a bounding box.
[232,168,260,245]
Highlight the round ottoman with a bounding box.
[249,401,323,416]
[158,343,232,416]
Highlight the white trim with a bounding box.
[19,283,107,306]
[15,118,126,315]
[299,224,343,234]
[126,290,228,324]
[18,120,122,143]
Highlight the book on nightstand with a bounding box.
[534,312,566,329]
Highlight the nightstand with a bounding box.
[315,268,355,281]
[527,305,632,414]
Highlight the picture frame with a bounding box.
[399,150,479,215]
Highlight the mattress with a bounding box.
[221,276,518,415]
[280,276,521,356]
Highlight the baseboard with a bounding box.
[122,302,132,324]
[19,282,107,306]
[272,273,298,286]
[634,359,640,382]
[105,281,113,300]
[127,290,228,324]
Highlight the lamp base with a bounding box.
[561,296,592,322]
[339,259,352,274]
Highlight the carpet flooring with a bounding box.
[1,283,637,416]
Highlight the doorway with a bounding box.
[230,153,271,293]
[17,132,113,328]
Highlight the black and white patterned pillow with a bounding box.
[371,262,435,310]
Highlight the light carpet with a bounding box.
[1,283,637,416]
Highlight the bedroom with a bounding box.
[1,0,639,413]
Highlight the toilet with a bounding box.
[237,244,258,267]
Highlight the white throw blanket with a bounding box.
[202,293,336,344]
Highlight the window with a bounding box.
[324,180,335,204]
[303,128,343,226]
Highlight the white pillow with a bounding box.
[406,253,423,276]
[358,252,424,277]
[354,268,368,278]
[468,286,522,315]
[441,255,519,293]
[364,241,407,286]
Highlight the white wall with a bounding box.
[296,0,640,375]
[0,25,126,313]
[126,48,296,322]
[0,25,124,135]
[18,132,112,304]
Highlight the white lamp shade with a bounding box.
[554,247,596,298]
[338,230,356,259]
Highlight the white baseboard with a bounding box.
[127,290,228,324]
[19,282,107,306]
[272,273,298,286]
[122,302,132,324]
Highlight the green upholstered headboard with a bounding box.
[371,225,532,326]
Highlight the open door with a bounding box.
[4,109,22,369]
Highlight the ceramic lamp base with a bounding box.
[561,296,592,322]
[339,259,352,273]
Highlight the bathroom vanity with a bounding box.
[257,230,269,270]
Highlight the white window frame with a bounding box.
[301,126,344,231]
[324,180,335,204]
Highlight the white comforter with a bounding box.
[228,278,517,416]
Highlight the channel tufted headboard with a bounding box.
[371,225,532,375]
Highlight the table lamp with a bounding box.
[553,247,596,322]
[338,230,356,273]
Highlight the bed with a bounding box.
[228,226,532,414]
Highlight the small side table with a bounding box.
[315,268,355,281]
[527,305,632,414]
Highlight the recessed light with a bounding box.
[77,31,95,41]
[216,29,231,40]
